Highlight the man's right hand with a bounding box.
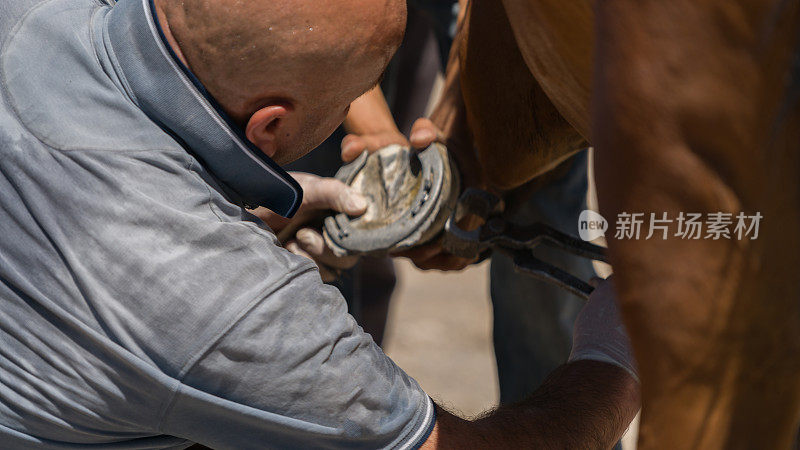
[340,130,409,162]
[340,116,446,162]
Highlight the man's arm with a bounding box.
[425,361,639,449]
[340,86,409,160]
[425,277,640,448]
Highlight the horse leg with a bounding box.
[593,0,800,447]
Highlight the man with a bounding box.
[0,0,638,447]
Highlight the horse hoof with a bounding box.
[323,143,460,256]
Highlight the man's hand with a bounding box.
[340,130,409,162]
[341,114,447,163]
[251,172,366,281]
[341,85,409,162]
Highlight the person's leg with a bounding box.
[382,2,447,134]
[341,256,397,345]
[490,150,594,404]
[409,0,459,70]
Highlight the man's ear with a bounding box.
[245,104,290,157]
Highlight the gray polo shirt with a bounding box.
[0,0,435,448]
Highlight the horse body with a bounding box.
[452,0,800,447]
[455,0,586,191]
[499,0,593,138]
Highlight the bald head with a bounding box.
[154,0,406,163]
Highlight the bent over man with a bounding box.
[0,0,638,447]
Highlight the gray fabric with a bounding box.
[0,0,433,448]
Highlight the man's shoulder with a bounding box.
[0,0,178,155]
[0,0,48,37]
[0,0,309,376]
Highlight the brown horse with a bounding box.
[432,0,800,447]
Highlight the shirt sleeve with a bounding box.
[159,268,435,449]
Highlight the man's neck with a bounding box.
[152,3,190,68]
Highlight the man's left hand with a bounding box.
[251,172,367,281]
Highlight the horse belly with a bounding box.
[458,0,587,190]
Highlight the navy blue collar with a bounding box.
[103,0,302,217]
